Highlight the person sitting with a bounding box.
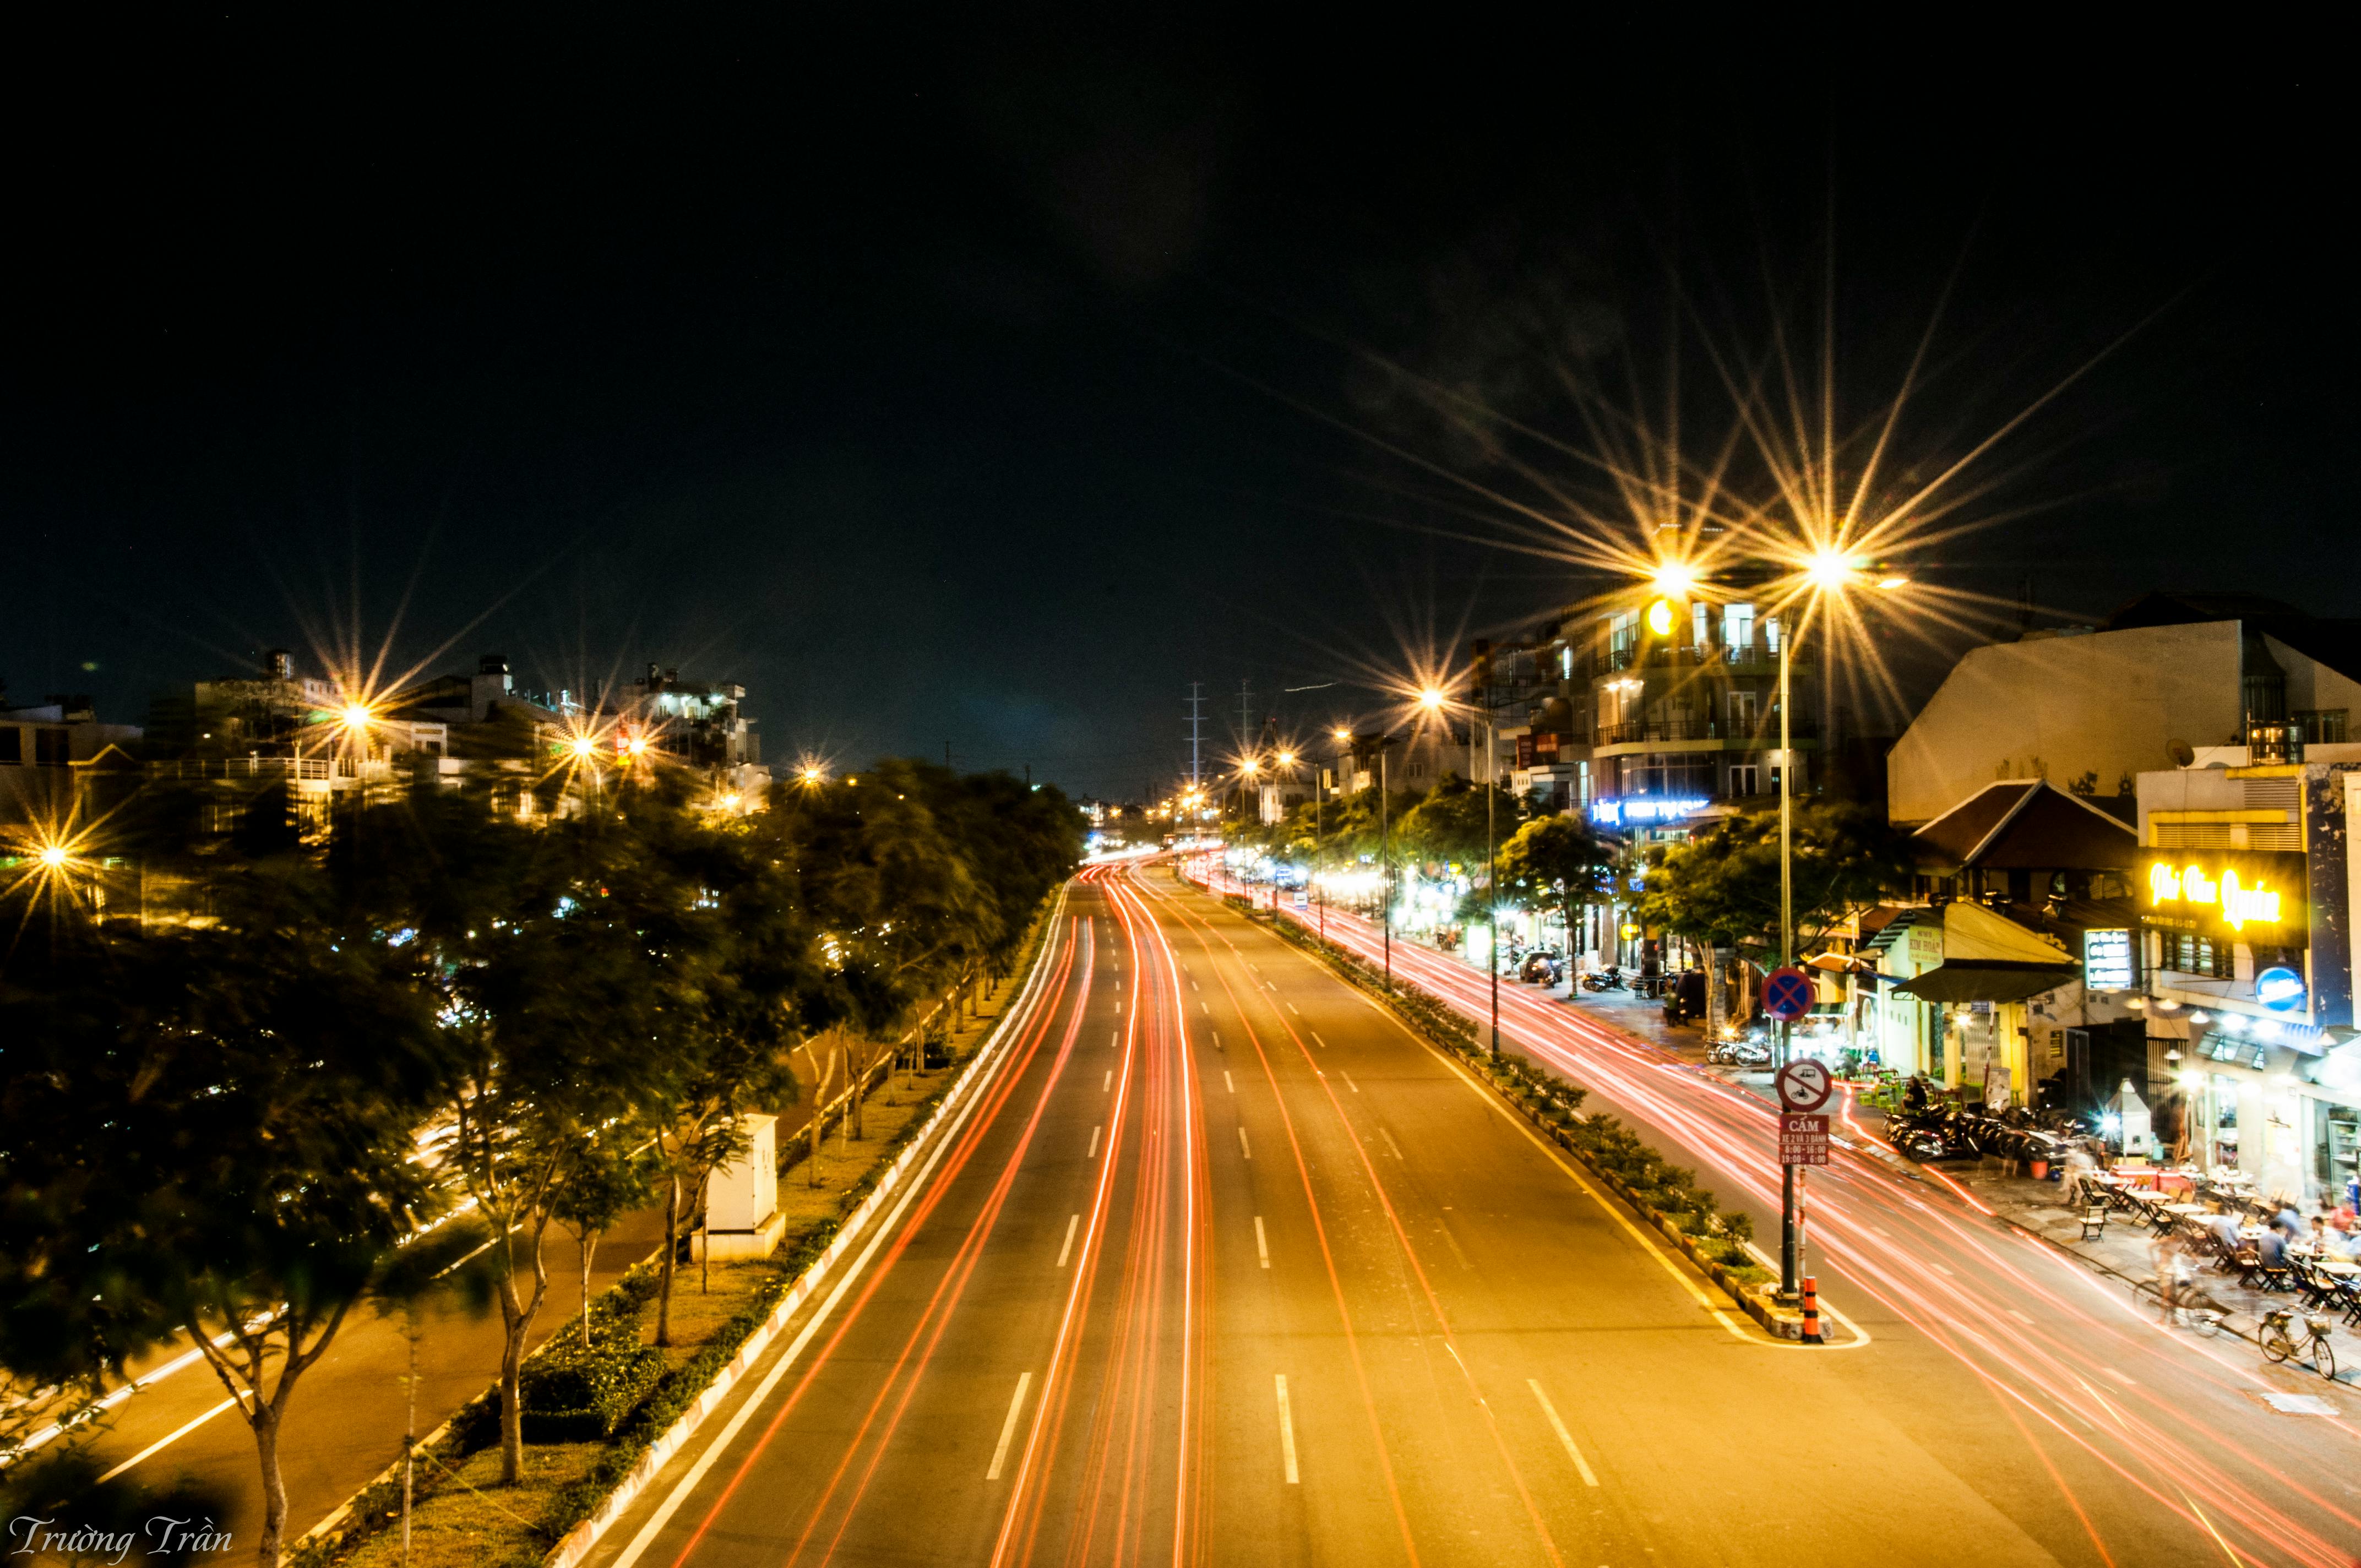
[2274,1203,2308,1238]
[2254,1226,2290,1271]
[2205,1211,2243,1254]
[2321,1220,2359,1262]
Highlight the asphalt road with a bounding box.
[578,866,2266,1568]
[1274,885,2361,1568]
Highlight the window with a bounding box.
[2166,931,2234,979]
[1728,764,1759,796]
[1609,611,1638,664]
[1691,601,1711,654]
[1728,690,1759,732]
[1765,614,1782,655]
[2294,708,2348,744]
[0,727,19,764]
[1559,646,1573,680]
[1722,603,1755,655]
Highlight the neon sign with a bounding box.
[2146,859,2284,931]
[1590,797,1707,827]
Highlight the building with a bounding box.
[621,663,758,771]
[1887,592,2361,827]
[2132,748,2361,1201]
[1473,590,1820,845]
[1866,780,2147,1103]
[1,695,144,831]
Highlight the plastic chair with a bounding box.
[2079,1205,2108,1241]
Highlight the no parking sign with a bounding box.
[1762,965,1814,1023]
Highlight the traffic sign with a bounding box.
[1779,1113,1830,1166]
[1762,965,1815,1022]
[1775,1058,1834,1113]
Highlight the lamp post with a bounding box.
[1637,552,1907,1300]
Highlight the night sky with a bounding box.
[4,20,2348,798]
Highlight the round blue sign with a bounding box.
[2255,966,2306,1012]
[1763,966,1815,1022]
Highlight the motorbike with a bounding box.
[1578,965,1623,993]
[1707,1036,1773,1067]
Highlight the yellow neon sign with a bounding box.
[2147,860,2283,930]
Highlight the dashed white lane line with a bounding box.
[1111,1031,1119,1049]
[1929,1264,1954,1277]
[97,1392,249,1484]
[1057,1215,1080,1267]
[1341,1071,1359,1093]
[1274,1375,1299,1483]
[2008,1308,2034,1325]
[1311,1032,1326,1048]
[1379,1126,1404,1161]
[1527,1380,1600,1486]
[1238,1126,1252,1160]
[1102,1069,1112,1092]
[1089,1126,1102,1159]
[1287,1002,1299,1015]
[1255,1216,1271,1269]
[1203,1001,1211,1015]
[1225,1070,1236,1093]
[1192,980,1200,990]
[987,1373,1033,1480]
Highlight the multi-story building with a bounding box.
[1886,591,2361,827]
[1473,590,1816,841]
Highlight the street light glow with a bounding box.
[39,845,68,868]
[572,735,599,758]
[1645,598,1676,635]
[1277,750,1296,767]
[341,703,373,731]
[1876,575,1910,590]
[1651,562,1698,598]
[1805,551,1858,591]
[1332,727,1351,742]
[1418,688,1445,711]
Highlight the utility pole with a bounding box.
[1187,682,1205,792]
[1380,741,1392,990]
[1778,609,1800,1301]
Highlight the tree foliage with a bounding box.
[1632,802,1913,959]
[1493,813,1617,939]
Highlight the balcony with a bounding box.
[1593,719,1817,747]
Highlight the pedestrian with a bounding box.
[2274,1201,2306,1238]
[2061,1143,2098,1208]
[2151,1229,2191,1324]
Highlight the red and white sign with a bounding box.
[1780,1113,1830,1166]
[1775,1058,1833,1113]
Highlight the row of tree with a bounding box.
[0,763,1081,1565]
[1239,774,1913,978]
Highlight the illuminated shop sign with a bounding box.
[1590,797,1708,827]
[2138,851,2305,943]
[2083,928,2134,989]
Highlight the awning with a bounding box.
[1887,959,2079,1004]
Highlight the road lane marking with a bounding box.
[1089,1126,1102,1159]
[1238,1127,1252,1160]
[1057,1215,1079,1267]
[1311,1032,1326,1048]
[1192,980,1200,990]
[1526,1381,1599,1486]
[95,1392,249,1484]
[1929,1263,1954,1277]
[2008,1308,2033,1325]
[1225,1070,1236,1093]
[1111,1032,1119,1049]
[986,1374,1032,1480]
[1274,1375,1299,1483]
[1379,1126,1404,1161]
[1342,1072,1359,1093]
[1255,1216,1271,1268]
[1203,1001,1211,1015]
[1103,1069,1112,1092]
[1288,1002,1300,1015]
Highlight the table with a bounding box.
[2163,1204,2207,1215]
[2314,1259,2359,1277]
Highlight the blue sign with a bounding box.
[2255,966,2307,1012]
[1763,965,1815,1022]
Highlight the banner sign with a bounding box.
[1779,1113,1830,1167]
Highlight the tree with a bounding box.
[1633,801,1913,963]
[1494,812,1617,947]
[552,1134,660,1351]
[339,786,669,1485]
[0,867,452,1568]
[1394,774,1524,873]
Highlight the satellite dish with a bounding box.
[2167,739,2195,768]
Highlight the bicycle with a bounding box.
[2130,1272,2230,1337]
[2259,1308,2337,1380]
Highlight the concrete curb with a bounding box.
[538,891,1069,1568]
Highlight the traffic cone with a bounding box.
[1802,1275,1824,1344]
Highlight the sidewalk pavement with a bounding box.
[1423,934,2355,1377]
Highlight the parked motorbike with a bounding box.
[1578,965,1623,993]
